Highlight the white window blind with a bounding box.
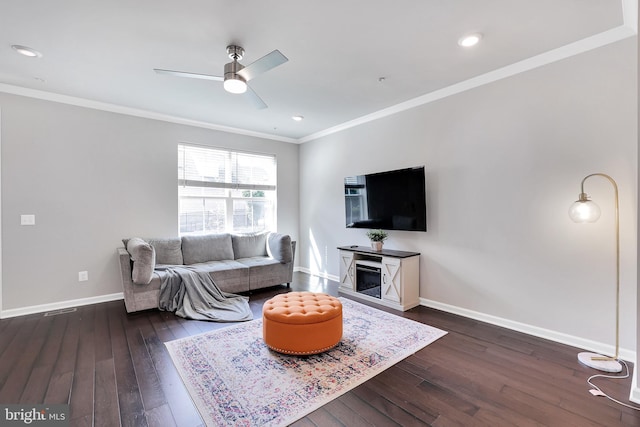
[178,144,277,234]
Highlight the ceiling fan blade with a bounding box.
[245,85,267,109]
[237,50,288,82]
[154,68,223,81]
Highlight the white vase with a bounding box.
[371,241,383,251]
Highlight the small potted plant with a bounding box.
[366,229,388,251]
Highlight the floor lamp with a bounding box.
[568,173,622,373]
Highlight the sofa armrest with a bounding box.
[118,247,136,312]
[267,233,293,263]
[118,247,132,277]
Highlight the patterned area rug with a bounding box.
[165,297,447,427]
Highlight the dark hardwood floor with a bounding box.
[1,272,639,426]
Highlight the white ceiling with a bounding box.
[0,1,635,142]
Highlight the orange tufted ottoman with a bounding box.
[262,292,343,355]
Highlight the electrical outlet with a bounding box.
[78,271,89,282]
[21,214,35,225]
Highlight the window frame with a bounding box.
[178,143,277,235]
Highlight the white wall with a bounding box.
[299,38,638,355]
[0,94,299,312]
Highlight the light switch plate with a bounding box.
[21,214,35,226]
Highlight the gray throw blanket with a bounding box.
[157,266,253,322]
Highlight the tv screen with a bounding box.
[344,166,426,231]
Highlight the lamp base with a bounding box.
[578,352,622,373]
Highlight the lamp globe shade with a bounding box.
[569,199,601,223]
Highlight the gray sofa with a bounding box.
[118,232,295,313]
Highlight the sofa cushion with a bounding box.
[127,237,155,285]
[147,238,183,265]
[238,256,291,288]
[181,233,234,264]
[232,232,269,259]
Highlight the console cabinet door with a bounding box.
[339,251,355,291]
[381,257,401,303]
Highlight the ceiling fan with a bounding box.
[154,45,288,109]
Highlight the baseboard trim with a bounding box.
[0,292,124,319]
[421,298,636,362]
[295,266,339,283]
[630,369,640,404]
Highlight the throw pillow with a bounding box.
[231,232,269,259]
[181,233,234,264]
[147,238,183,265]
[267,233,293,263]
[127,237,156,285]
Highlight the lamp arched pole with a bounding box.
[571,173,621,372]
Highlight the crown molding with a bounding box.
[299,22,636,143]
[0,83,297,144]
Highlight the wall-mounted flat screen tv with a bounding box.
[344,166,426,231]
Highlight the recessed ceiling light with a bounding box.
[458,33,482,48]
[292,115,304,122]
[11,45,43,58]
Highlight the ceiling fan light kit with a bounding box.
[223,66,247,94]
[223,45,248,93]
[223,76,247,94]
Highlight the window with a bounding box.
[178,144,276,234]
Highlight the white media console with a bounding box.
[338,246,420,311]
